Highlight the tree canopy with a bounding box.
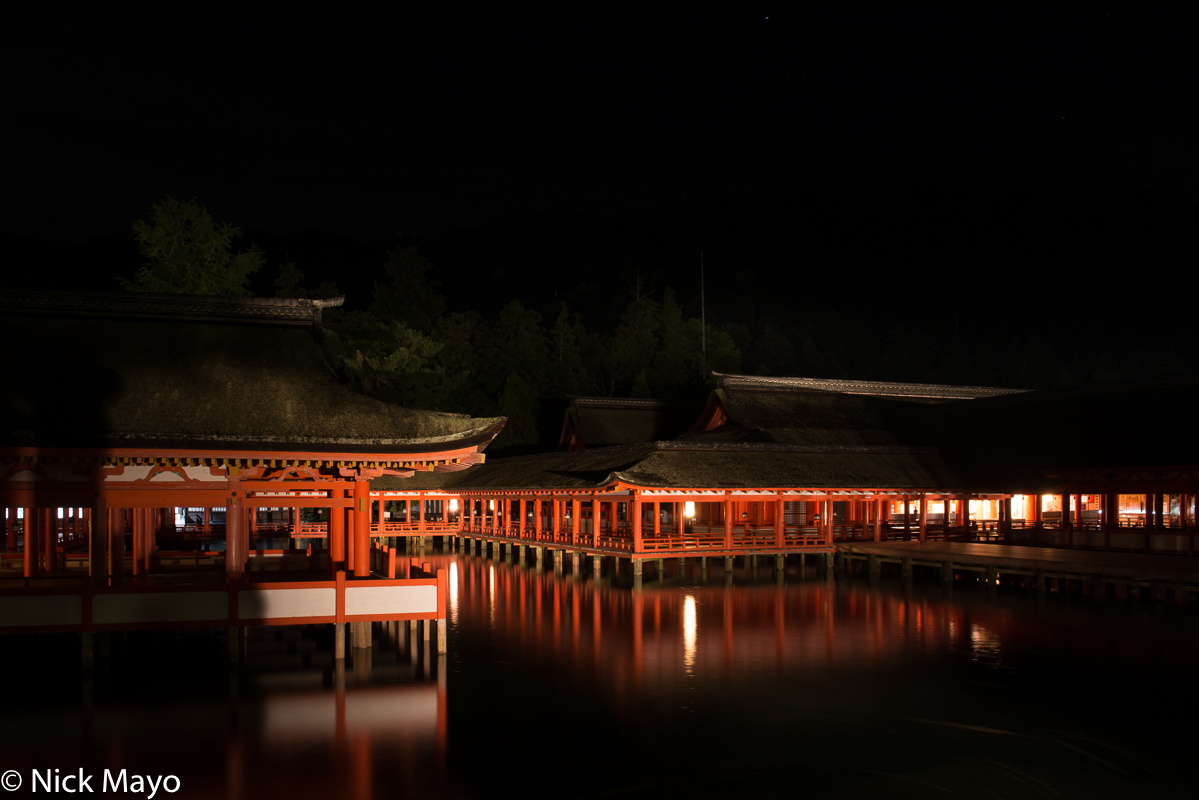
[123,197,264,295]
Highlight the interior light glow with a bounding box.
[449,498,459,513]
[684,501,696,519]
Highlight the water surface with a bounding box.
[3,552,1195,798]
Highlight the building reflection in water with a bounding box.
[0,622,446,800]
[4,552,1197,799]
[447,553,1199,699]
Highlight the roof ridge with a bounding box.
[0,290,345,328]
[568,395,679,408]
[712,372,1026,400]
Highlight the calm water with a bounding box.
[3,551,1197,799]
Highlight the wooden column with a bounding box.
[226,484,244,578]
[677,500,685,538]
[652,501,660,540]
[41,508,57,573]
[590,496,599,544]
[354,481,371,578]
[1061,493,1072,547]
[89,498,107,585]
[331,490,346,573]
[346,499,356,573]
[553,499,561,541]
[632,493,643,554]
[775,497,785,548]
[1153,492,1164,530]
[873,498,882,542]
[517,497,525,538]
[903,496,911,539]
[131,507,144,576]
[723,495,733,550]
[824,498,833,547]
[918,494,928,543]
[108,508,124,580]
[572,499,580,545]
[145,507,156,572]
[23,507,38,577]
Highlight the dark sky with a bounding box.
[4,4,1195,242]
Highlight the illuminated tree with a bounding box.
[124,197,265,295]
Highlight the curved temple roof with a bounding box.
[0,291,504,456]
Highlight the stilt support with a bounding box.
[81,632,94,670]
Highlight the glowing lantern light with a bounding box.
[684,501,696,519]
[449,499,459,513]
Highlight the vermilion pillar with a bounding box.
[572,499,580,545]
[330,491,346,573]
[918,494,928,543]
[590,496,599,544]
[108,508,124,580]
[89,496,107,585]
[23,507,38,577]
[775,497,785,548]
[226,491,244,578]
[632,494,643,554]
[131,507,144,576]
[354,480,370,578]
[42,509,57,573]
[723,496,733,549]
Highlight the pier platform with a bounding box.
[837,541,1199,596]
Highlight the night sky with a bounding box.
[3,5,1196,354]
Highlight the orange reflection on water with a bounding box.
[448,555,1199,699]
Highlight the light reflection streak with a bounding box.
[449,562,459,625]
[489,565,496,628]
[683,594,697,673]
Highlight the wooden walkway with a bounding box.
[837,541,1199,594]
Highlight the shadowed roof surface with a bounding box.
[0,292,503,453]
[373,441,962,492]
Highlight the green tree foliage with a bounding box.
[125,197,264,295]
[274,259,340,300]
[494,372,539,449]
[333,311,442,396]
[370,242,445,333]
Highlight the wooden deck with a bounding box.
[837,540,1199,593]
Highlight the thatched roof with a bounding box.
[558,396,700,449]
[682,387,940,446]
[372,441,963,493]
[0,291,503,453]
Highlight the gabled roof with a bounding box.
[374,441,965,493]
[0,291,504,455]
[557,396,700,450]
